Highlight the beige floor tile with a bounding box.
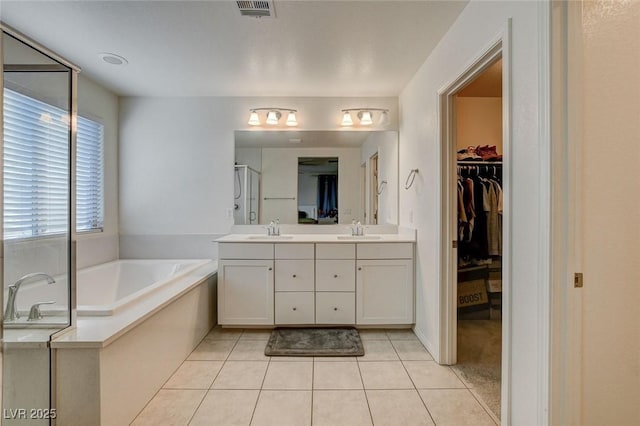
[391,340,433,361]
[251,390,312,426]
[211,361,268,389]
[262,361,313,390]
[314,356,357,362]
[366,389,434,426]
[228,340,270,360]
[359,340,400,361]
[131,389,206,426]
[190,390,259,426]
[404,361,466,389]
[358,361,413,389]
[240,329,274,340]
[358,329,390,340]
[313,362,363,390]
[419,389,496,426]
[386,329,419,341]
[270,356,312,362]
[187,339,236,361]
[312,390,372,426]
[205,326,244,341]
[163,361,223,389]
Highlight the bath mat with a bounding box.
[264,327,364,357]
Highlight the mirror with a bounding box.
[234,130,398,225]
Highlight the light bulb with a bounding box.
[286,111,298,127]
[248,111,260,126]
[378,110,390,127]
[341,111,354,126]
[359,111,373,126]
[266,110,280,125]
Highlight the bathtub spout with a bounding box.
[4,272,56,321]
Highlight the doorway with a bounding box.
[439,39,509,422]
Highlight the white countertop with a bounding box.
[51,261,218,349]
[216,233,416,243]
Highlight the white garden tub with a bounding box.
[13,259,209,318]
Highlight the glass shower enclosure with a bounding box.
[1,26,77,425]
[234,165,260,225]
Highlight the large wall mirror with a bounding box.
[234,130,398,225]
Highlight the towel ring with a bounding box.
[404,169,419,190]
[376,180,387,195]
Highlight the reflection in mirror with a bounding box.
[234,130,398,225]
[298,157,338,224]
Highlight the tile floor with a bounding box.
[131,327,498,425]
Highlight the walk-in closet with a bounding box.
[452,58,503,418]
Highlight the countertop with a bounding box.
[215,233,416,243]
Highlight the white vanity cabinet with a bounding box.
[217,238,415,327]
[218,243,274,325]
[356,243,415,325]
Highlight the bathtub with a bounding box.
[10,259,210,319]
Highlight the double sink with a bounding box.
[245,235,382,241]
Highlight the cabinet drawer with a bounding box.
[316,260,355,292]
[316,292,355,324]
[316,243,355,259]
[275,243,314,259]
[275,292,315,324]
[275,260,314,291]
[219,243,274,260]
[356,243,413,259]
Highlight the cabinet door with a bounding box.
[316,260,355,292]
[218,260,274,325]
[356,259,414,325]
[275,292,315,324]
[316,292,355,324]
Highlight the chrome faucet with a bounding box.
[267,219,280,236]
[4,272,56,321]
[351,220,364,236]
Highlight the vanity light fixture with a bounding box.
[247,108,298,127]
[340,108,390,127]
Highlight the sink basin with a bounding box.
[246,235,294,240]
[336,235,382,240]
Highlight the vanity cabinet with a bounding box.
[218,243,274,325]
[217,239,414,327]
[356,243,415,325]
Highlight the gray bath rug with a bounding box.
[264,327,364,357]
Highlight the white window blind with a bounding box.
[3,88,104,239]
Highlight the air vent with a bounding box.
[237,0,276,18]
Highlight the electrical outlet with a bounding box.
[225,208,233,219]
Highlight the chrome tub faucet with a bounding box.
[4,272,56,321]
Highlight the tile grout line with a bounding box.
[448,364,499,424]
[187,328,243,425]
[355,351,375,425]
[393,332,437,425]
[310,356,314,425]
[248,337,272,425]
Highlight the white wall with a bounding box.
[119,96,396,257]
[580,1,640,423]
[399,1,546,423]
[456,97,502,152]
[361,131,399,225]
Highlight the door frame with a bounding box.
[437,23,512,420]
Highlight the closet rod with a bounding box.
[457,161,502,166]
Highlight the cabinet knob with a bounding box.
[334,274,338,278]
[292,274,297,278]
[268,267,273,271]
[292,307,297,311]
[334,307,338,311]
[358,267,362,271]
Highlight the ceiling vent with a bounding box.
[237,1,276,18]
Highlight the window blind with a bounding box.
[3,88,104,239]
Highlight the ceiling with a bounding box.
[235,130,375,148]
[0,1,468,97]
[457,59,502,97]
